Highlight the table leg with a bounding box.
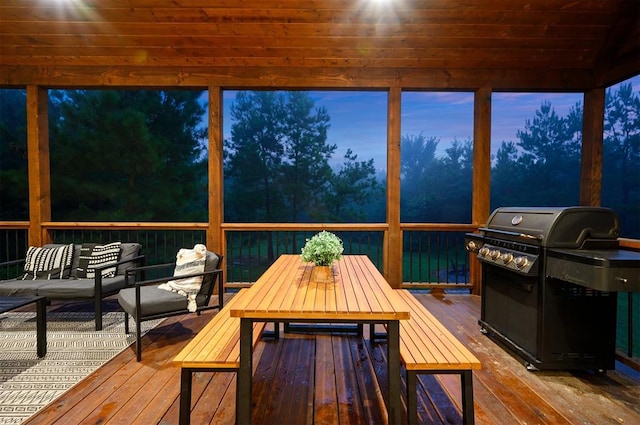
[461,370,475,425]
[179,368,193,425]
[387,320,401,425]
[237,318,253,425]
[36,297,47,357]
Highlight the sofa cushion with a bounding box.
[22,243,74,280]
[77,242,121,279]
[0,279,50,297]
[197,251,221,304]
[69,244,82,278]
[116,243,142,276]
[37,275,128,299]
[118,285,190,318]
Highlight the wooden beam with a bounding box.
[26,86,51,246]
[385,87,402,288]
[580,88,605,206]
[0,66,597,91]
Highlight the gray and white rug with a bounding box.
[0,311,163,424]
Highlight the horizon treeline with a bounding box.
[0,83,638,238]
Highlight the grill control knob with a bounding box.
[501,253,514,264]
[466,241,478,252]
[515,256,529,269]
[479,247,490,257]
[489,250,501,260]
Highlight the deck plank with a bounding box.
[19,293,640,425]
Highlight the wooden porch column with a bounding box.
[26,86,51,246]
[208,86,224,256]
[470,87,492,294]
[580,88,605,207]
[385,87,402,288]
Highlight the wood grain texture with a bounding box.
[1,0,638,89]
[20,294,640,425]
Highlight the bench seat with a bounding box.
[173,290,268,424]
[373,289,481,425]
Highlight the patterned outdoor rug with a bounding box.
[0,311,163,424]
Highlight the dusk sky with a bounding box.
[223,74,639,171]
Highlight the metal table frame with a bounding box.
[0,296,47,357]
[232,255,406,425]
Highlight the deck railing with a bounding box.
[223,227,385,286]
[1,222,638,366]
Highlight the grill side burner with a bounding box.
[466,206,640,371]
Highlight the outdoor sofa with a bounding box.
[0,242,143,330]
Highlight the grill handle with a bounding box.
[479,227,543,241]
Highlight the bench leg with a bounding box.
[461,371,475,425]
[406,370,418,425]
[179,368,193,425]
[237,318,253,425]
[387,320,402,425]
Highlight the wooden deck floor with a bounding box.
[22,293,640,425]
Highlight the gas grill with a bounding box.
[465,206,640,371]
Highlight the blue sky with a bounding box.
[222,75,639,171]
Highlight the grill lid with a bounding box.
[483,206,619,248]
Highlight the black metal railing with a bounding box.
[48,228,206,268]
[225,229,384,284]
[402,230,471,288]
[0,223,638,363]
[0,226,28,279]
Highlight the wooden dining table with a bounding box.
[230,254,410,424]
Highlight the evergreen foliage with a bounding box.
[0,84,638,237]
[46,90,208,221]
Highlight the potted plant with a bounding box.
[301,231,344,283]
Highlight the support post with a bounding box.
[385,87,402,288]
[26,86,51,246]
[580,88,605,207]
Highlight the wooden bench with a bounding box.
[173,289,271,425]
[371,289,482,425]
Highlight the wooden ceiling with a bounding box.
[0,0,638,90]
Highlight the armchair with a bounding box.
[117,250,223,361]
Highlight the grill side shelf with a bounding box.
[546,249,640,292]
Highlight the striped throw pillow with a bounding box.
[76,242,122,279]
[22,244,74,280]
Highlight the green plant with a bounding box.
[300,231,344,266]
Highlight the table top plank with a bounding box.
[230,255,409,322]
[355,256,401,313]
[347,256,387,314]
[240,255,291,313]
[334,257,366,315]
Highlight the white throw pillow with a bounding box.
[158,244,207,312]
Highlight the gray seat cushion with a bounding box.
[37,276,128,299]
[0,279,50,297]
[118,285,190,318]
[117,250,220,319]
